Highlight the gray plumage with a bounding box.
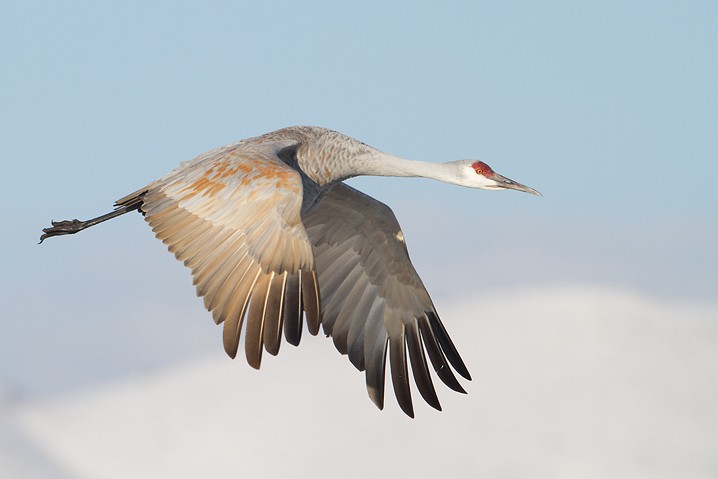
[41,126,541,417]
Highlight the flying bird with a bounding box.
[41,126,540,417]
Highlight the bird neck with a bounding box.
[349,151,460,184]
[291,128,460,185]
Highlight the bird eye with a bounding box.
[471,161,493,177]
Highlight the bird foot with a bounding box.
[39,219,86,243]
[39,204,141,244]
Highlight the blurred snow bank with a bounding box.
[7,284,718,479]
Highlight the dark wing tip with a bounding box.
[389,335,415,418]
[282,273,303,346]
[366,337,388,411]
[427,312,471,381]
[405,322,442,411]
[418,315,467,394]
[301,270,321,335]
[262,273,288,357]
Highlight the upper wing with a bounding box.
[119,141,321,369]
[302,183,471,417]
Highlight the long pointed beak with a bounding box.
[491,172,542,196]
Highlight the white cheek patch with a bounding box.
[395,230,405,243]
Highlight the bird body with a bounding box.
[42,126,540,417]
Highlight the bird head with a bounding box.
[453,160,542,196]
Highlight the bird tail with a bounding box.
[114,187,149,209]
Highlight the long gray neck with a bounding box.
[302,146,460,185]
[279,126,460,185]
[352,151,459,181]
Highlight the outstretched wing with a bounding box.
[302,183,471,417]
[117,141,321,369]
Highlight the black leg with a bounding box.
[39,204,140,243]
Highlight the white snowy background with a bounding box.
[2,2,716,478]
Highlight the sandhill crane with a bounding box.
[41,126,540,417]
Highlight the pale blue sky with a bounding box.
[1,1,716,398]
[4,1,717,215]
